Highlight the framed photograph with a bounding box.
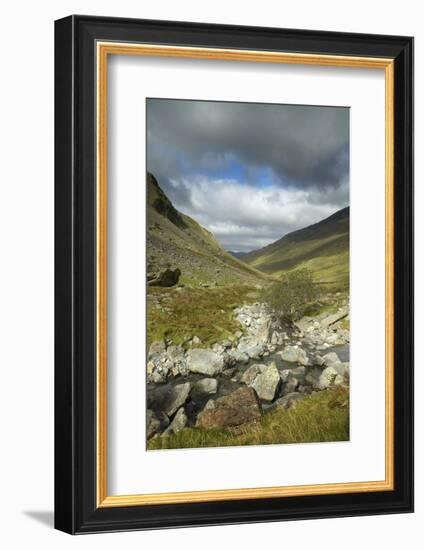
[54,15,413,534]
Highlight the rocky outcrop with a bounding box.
[197,387,262,429]
[148,267,181,287]
[146,297,350,440]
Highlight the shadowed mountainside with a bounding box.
[242,207,349,287]
[147,172,268,287]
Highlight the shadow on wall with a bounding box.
[23,510,54,529]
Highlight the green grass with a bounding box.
[147,284,259,348]
[148,387,349,450]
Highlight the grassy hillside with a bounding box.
[147,172,268,287]
[242,207,349,288]
[147,173,268,347]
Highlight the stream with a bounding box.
[147,343,350,425]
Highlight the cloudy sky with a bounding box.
[147,99,349,253]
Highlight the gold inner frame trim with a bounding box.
[96,41,395,508]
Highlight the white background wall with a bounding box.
[0,0,420,548]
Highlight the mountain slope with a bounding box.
[147,173,267,286]
[242,207,349,287]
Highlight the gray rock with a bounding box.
[280,345,310,366]
[163,407,187,435]
[192,378,218,397]
[162,382,191,417]
[228,350,250,365]
[318,366,346,389]
[186,349,225,376]
[320,308,348,328]
[241,365,263,385]
[252,363,281,402]
[246,344,265,359]
[322,351,341,366]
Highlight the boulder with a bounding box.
[161,382,191,417]
[197,387,261,429]
[251,363,281,402]
[163,407,187,435]
[280,345,310,366]
[148,268,181,287]
[318,365,347,389]
[240,364,264,385]
[237,338,265,359]
[228,350,249,365]
[322,351,341,366]
[192,378,218,398]
[186,349,225,376]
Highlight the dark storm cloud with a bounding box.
[146,99,349,252]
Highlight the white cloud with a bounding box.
[168,176,347,252]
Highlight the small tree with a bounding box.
[262,268,319,324]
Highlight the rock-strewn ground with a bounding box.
[146,298,350,441]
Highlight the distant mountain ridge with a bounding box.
[228,251,248,259]
[242,207,349,287]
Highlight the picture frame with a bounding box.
[54,15,414,534]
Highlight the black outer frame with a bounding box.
[54,15,414,534]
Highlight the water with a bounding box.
[326,344,349,362]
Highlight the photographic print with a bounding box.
[146,98,350,450]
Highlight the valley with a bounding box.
[146,172,350,449]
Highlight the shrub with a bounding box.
[262,268,319,323]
